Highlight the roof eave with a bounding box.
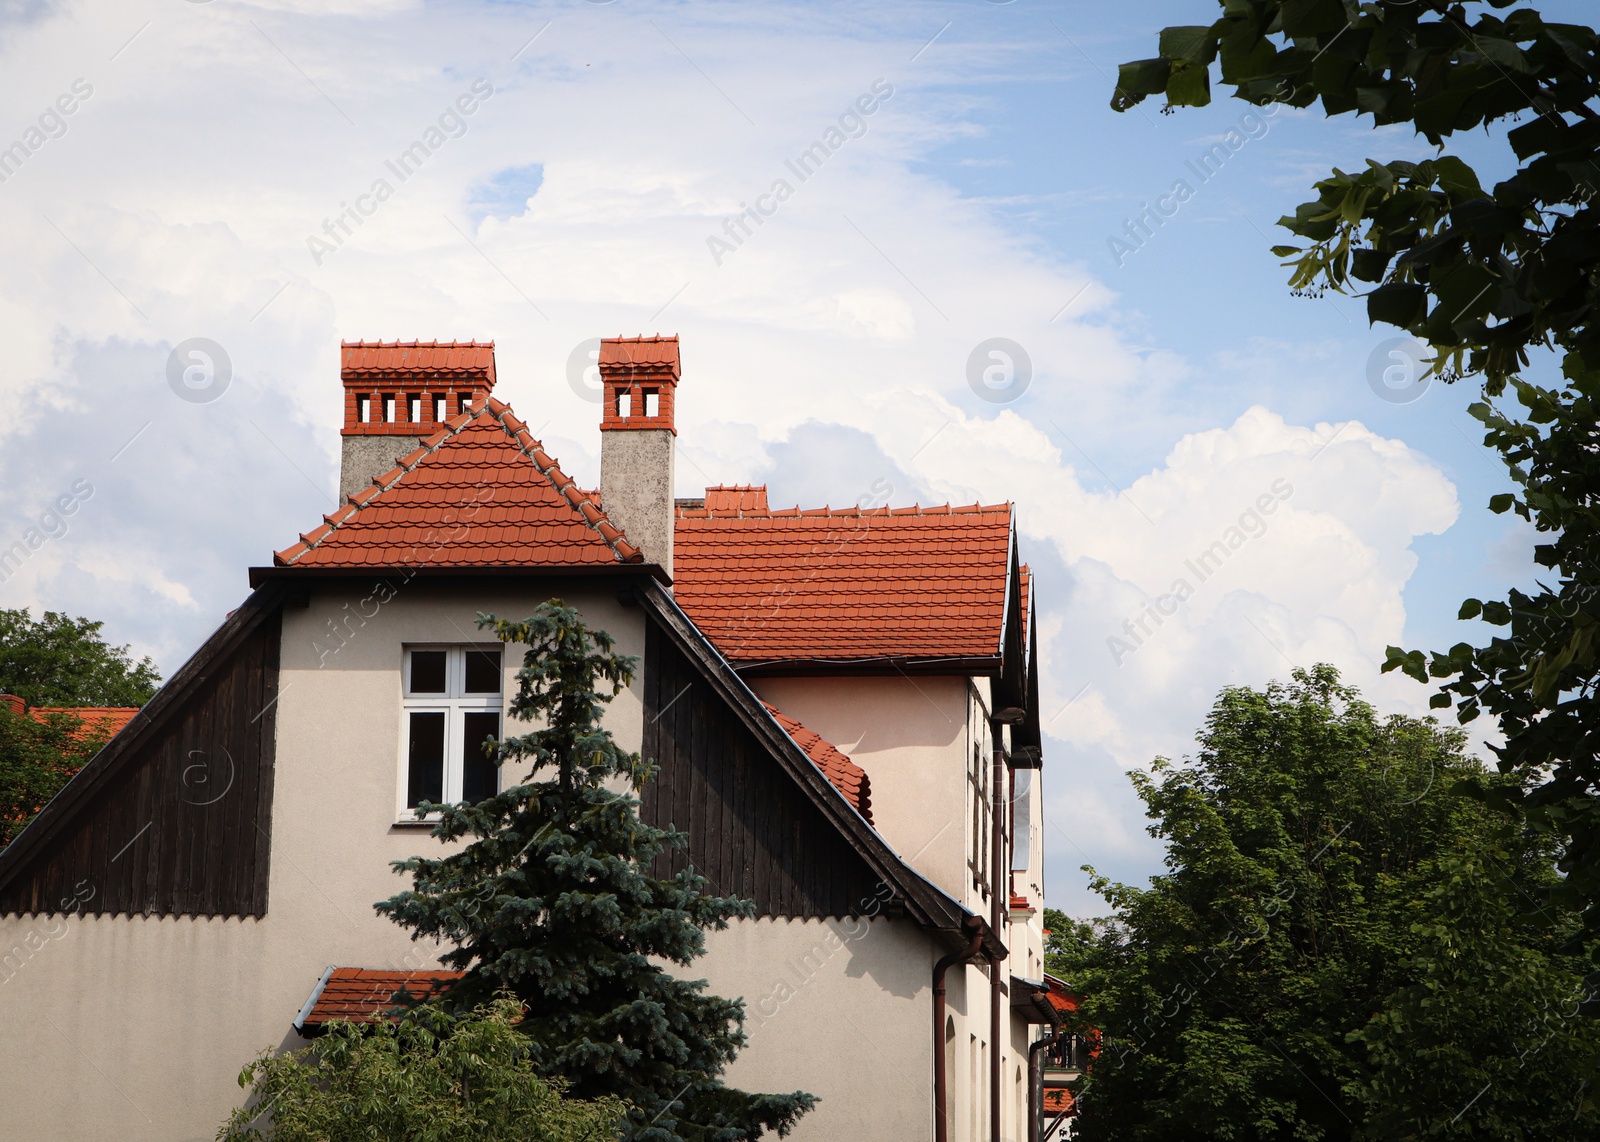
[248,562,672,589]
[727,654,1003,678]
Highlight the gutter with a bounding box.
[292,965,336,1037]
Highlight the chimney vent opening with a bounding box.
[617,391,632,419]
[433,394,445,422]
[457,392,471,415]
[644,388,659,417]
[383,394,396,422]
[357,395,371,423]
[408,395,421,423]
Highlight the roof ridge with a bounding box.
[478,397,642,564]
[277,398,644,567]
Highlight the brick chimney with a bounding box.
[599,335,679,577]
[339,340,496,503]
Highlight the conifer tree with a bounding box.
[378,601,814,1141]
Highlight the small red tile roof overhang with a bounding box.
[294,967,463,1032]
[273,398,642,570]
[674,485,1014,667]
[763,702,872,823]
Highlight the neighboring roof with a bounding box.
[704,485,769,513]
[33,707,139,741]
[274,398,642,569]
[1043,1087,1076,1115]
[762,701,872,824]
[674,492,1014,666]
[295,967,463,1032]
[1,695,140,742]
[342,340,497,385]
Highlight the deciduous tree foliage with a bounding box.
[1114,0,1600,951]
[378,602,814,1141]
[1048,667,1600,1140]
[218,997,624,1142]
[0,608,159,708]
[0,704,108,850]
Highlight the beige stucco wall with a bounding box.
[0,582,645,1140]
[751,675,978,911]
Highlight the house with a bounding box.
[0,337,1056,1140]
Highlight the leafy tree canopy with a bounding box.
[0,704,108,849]
[0,607,159,707]
[1049,666,1600,1141]
[218,996,625,1142]
[1114,1,1600,949]
[378,601,814,1141]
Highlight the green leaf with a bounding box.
[1158,25,1217,65]
[1113,58,1170,111]
[1367,282,1427,329]
[1166,59,1211,107]
[1488,493,1516,513]
[1459,599,1483,620]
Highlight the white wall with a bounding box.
[698,916,936,1139]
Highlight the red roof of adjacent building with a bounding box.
[763,702,872,823]
[2,695,139,742]
[275,398,642,569]
[297,968,463,1029]
[674,491,1013,664]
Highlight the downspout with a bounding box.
[989,714,1011,1142]
[933,918,985,1142]
[1026,987,1062,1142]
[1027,1030,1058,1142]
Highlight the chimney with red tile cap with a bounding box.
[338,340,496,503]
[599,335,678,577]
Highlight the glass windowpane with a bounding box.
[407,712,446,808]
[409,650,447,694]
[464,647,502,694]
[461,712,500,803]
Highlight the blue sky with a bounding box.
[0,0,1572,915]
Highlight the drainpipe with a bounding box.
[933,918,984,1142]
[1027,1030,1058,1142]
[990,710,1024,1142]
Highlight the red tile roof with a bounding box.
[2,695,139,742]
[297,968,463,1029]
[275,398,642,569]
[763,702,872,823]
[674,493,1014,664]
[32,707,139,741]
[598,334,680,374]
[342,340,497,385]
[704,485,769,513]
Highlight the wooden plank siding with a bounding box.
[639,617,882,918]
[0,609,281,919]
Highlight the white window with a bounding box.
[401,645,504,814]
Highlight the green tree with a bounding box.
[1113,0,1600,946]
[0,704,108,849]
[1051,666,1600,1141]
[0,608,159,707]
[218,996,624,1142]
[377,602,814,1141]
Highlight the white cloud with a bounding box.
[0,0,1474,918]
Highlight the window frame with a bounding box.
[396,643,506,822]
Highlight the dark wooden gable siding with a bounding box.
[640,617,882,918]
[0,608,281,918]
